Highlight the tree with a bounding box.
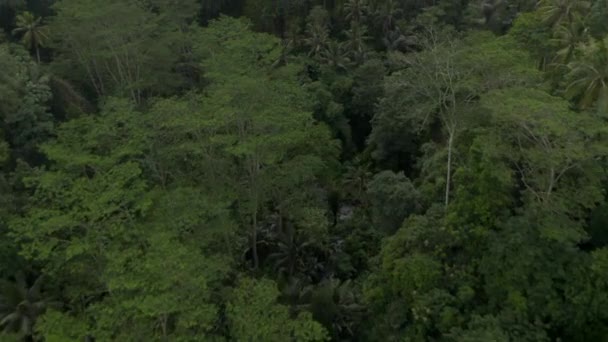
[481,87,608,242]
[307,278,365,340]
[367,170,420,233]
[344,0,368,24]
[550,18,588,65]
[0,44,53,164]
[537,0,590,28]
[11,11,48,63]
[0,273,58,338]
[10,96,239,340]
[370,0,402,35]
[227,278,328,341]
[8,98,154,318]
[565,37,608,114]
[50,0,186,102]
[305,6,331,59]
[91,189,234,340]
[193,17,338,269]
[370,31,539,207]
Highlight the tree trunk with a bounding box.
[445,130,454,210]
[160,315,168,341]
[35,46,41,64]
[251,209,259,269]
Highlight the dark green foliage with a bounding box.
[367,170,420,233]
[2,0,608,341]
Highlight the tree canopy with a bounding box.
[1,0,608,341]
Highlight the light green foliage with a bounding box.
[448,137,514,238]
[9,99,150,304]
[10,94,237,340]
[35,309,89,341]
[227,278,328,341]
[477,214,608,341]
[481,87,608,241]
[509,11,554,69]
[364,207,458,340]
[93,189,234,340]
[193,17,338,268]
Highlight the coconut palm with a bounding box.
[537,0,591,28]
[382,27,417,52]
[319,40,352,70]
[308,278,365,339]
[343,0,368,24]
[304,6,331,59]
[341,157,372,203]
[267,222,317,278]
[565,37,608,114]
[550,19,588,64]
[305,21,330,59]
[343,22,370,64]
[372,0,402,34]
[0,272,59,337]
[11,11,48,63]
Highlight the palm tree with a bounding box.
[319,40,351,70]
[537,0,591,28]
[550,19,588,64]
[0,272,59,337]
[343,0,368,24]
[565,37,608,114]
[343,22,370,64]
[267,222,316,278]
[304,20,330,59]
[11,11,48,63]
[341,157,372,203]
[304,6,331,59]
[308,278,365,339]
[372,0,402,34]
[382,27,417,53]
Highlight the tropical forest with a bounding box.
[0,0,608,340]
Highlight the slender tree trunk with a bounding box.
[35,46,41,64]
[445,129,454,210]
[160,315,168,341]
[252,209,259,269]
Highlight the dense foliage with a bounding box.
[1,0,607,340]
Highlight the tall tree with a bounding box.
[565,36,608,114]
[193,17,338,269]
[370,31,540,207]
[50,0,187,102]
[11,11,48,63]
[481,87,608,238]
